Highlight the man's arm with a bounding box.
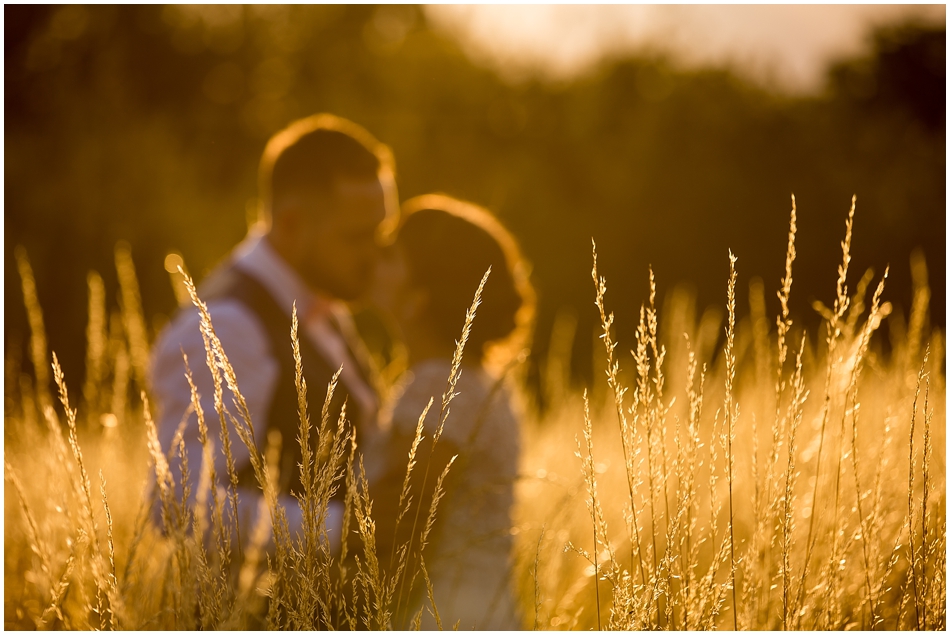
[149,300,309,539]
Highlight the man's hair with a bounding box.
[258,113,394,217]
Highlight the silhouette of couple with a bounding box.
[150,114,534,629]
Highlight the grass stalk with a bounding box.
[795,195,855,627]
[53,352,111,628]
[920,362,932,630]
[907,347,929,629]
[180,267,244,558]
[394,268,489,623]
[591,241,647,592]
[781,336,808,629]
[14,246,52,414]
[847,269,890,627]
[115,243,150,395]
[391,397,433,567]
[83,271,107,421]
[724,251,739,630]
[579,390,602,631]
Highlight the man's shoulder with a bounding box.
[152,296,274,370]
[196,262,252,303]
[156,256,270,352]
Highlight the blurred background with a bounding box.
[5,5,945,403]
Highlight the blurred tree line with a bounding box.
[5,5,945,400]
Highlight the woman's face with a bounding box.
[371,243,425,334]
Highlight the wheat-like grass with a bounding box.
[920,372,933,631]
[537,194,941,631]
[794,195,856,628]
[576,390,605,629]
[844,267,890,627]
[418,454,458,553]
[115,243,151,396]
[4,199,945,631]
[906,345,929,628]
[14,246,52,415]
[40,550,77,628]
[391,397,433,567]
[98,469,120,629]
[679,336,705,630]
[180,267,246,558]
[418,556,444,630]
[393,267,490,623]
[591,241,647,597]
[905,250,931,371]
[52,352,113,629]
[83,271,107,422]
[773,196,798,629]
[107,311,131,428]
[724,250,740,629]
[781,335,809,628]
[5,459,57,620]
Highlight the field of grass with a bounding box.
[4,198,945,629]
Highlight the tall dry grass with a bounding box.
[5,242,484,629]
[5,198,946,630]
[514,197,945,630]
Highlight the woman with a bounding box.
[372,194,535,630]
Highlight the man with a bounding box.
[150,114,396,548]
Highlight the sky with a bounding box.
[424,4,946,93]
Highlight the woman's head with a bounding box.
[385,194,535,365]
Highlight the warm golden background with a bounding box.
[5,5,945,393]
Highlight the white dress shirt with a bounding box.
[384,359,522,629]
[149,229,378,549]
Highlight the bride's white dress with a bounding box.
[383,358,523,630]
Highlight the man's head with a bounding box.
[260,114,396,301]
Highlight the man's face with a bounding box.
[296,177,389,301]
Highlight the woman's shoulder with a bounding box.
[384,359,518,446]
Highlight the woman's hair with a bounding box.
[394,194,535,364]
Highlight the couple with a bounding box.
[150,114,533,629]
